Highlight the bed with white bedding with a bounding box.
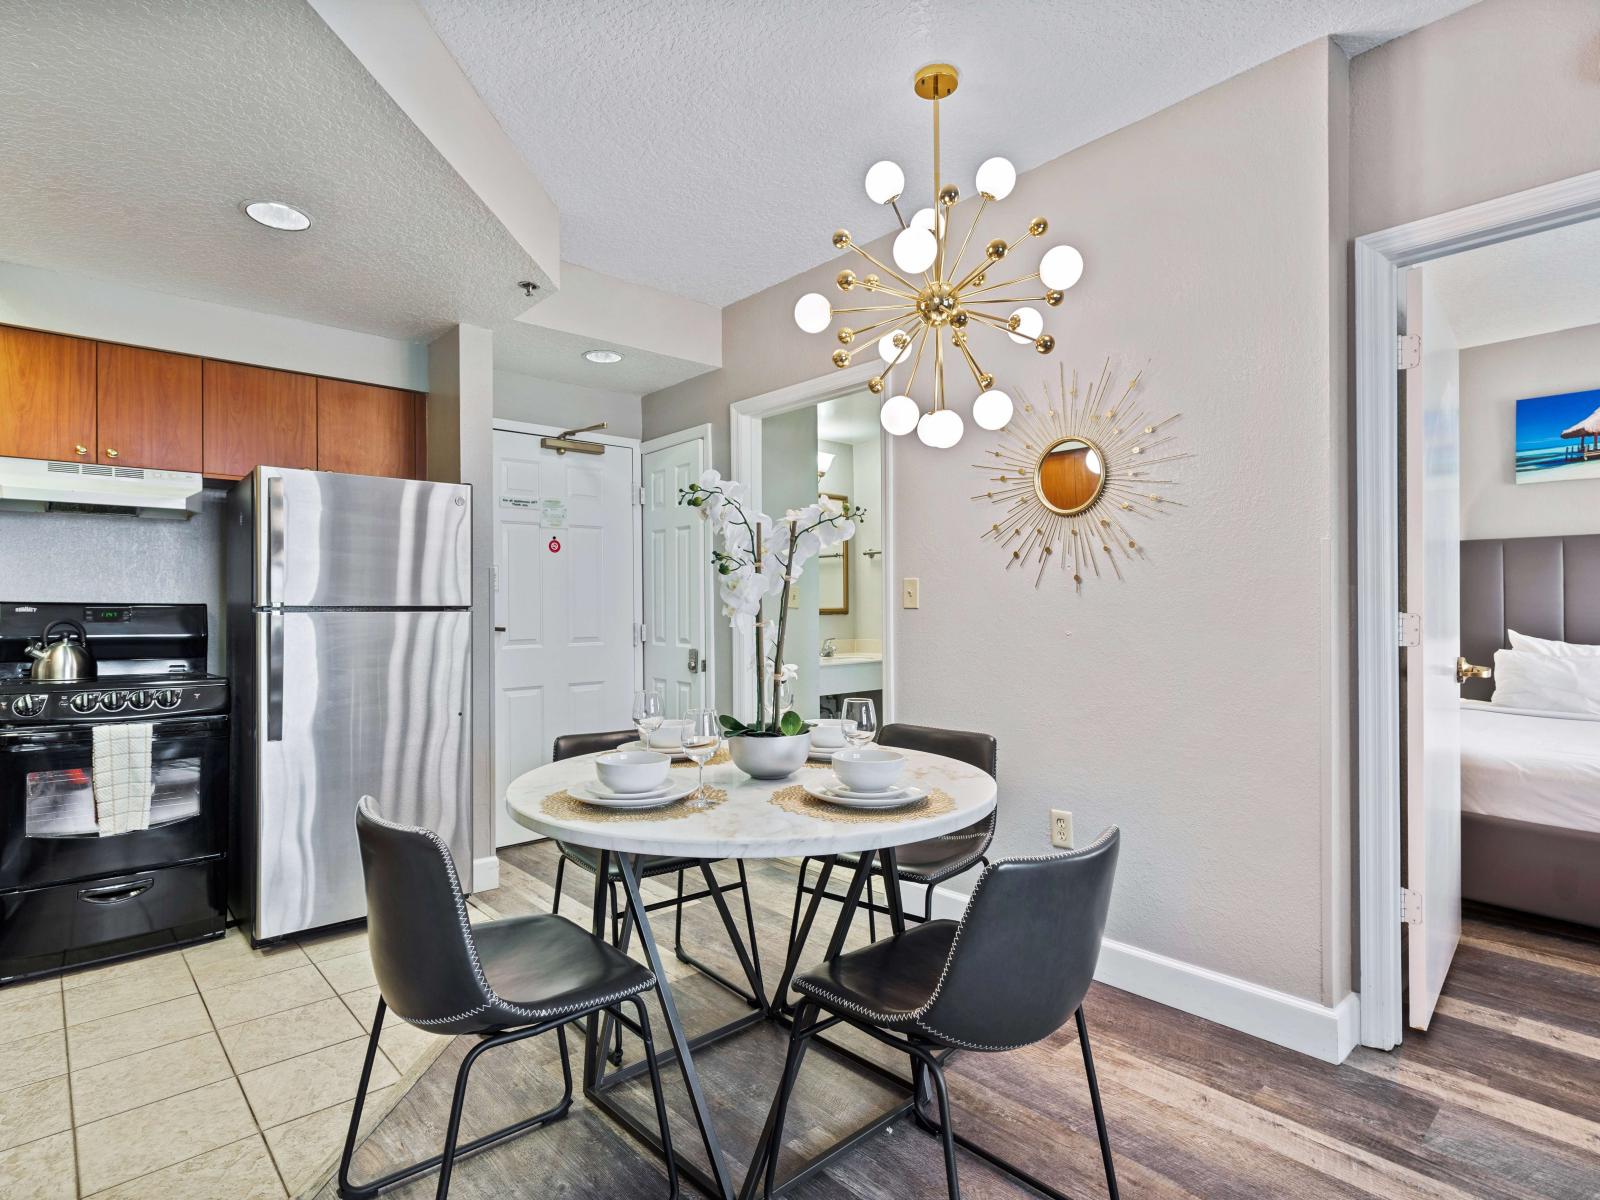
[1461,701,1600,836]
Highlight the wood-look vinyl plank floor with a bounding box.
[316,849,1600,1199]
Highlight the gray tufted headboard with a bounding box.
[1459,535,1600,701]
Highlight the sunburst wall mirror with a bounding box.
[973,362,1188,590]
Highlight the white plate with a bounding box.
[570,779,696,809]
[621,739,692,761]
[807,745,841,761]
[802,780,928,810]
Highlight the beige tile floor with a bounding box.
[0,918,455,1199]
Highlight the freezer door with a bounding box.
[254,467,471,609]
[254,609,470,940]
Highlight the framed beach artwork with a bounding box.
[1515,388,1600,485]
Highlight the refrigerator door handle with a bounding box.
[267,610,284,742]
[266,474,286,609]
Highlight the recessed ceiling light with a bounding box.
[242,200,312,231]
[584,349,623,364]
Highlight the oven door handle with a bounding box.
[79,877,155,905]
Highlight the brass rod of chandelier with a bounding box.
[965,308,1024,333]
[961,294,1053,307]
[946,196,989,284]
[932,96,942,280]
[861,280,919,301]
[899,323,931,397]
[866,315,925,372]
[951,225,1045,295]
[844,310,922,344]
[847,242,921,295]
[889,198,908,230]
[933,326,946,411]
[831,302,912,315]
[964,270,1041,297]
[953,334,987,387]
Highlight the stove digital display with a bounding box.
[84,607,132,622]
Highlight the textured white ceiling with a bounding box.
[0,0,536,342]
[1425,218,1600,349]
[418,0,1477,306]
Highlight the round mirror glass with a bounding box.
[1034,437,1106,515]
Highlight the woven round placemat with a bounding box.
[768,784,956,824]
[541,784,729,823]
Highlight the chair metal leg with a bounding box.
[865,872,877,940]
[631,996,681,1198]
[763,1002,817,1197]
[433,1035,493,1199]
[1077,1007,1119,1199]
[552,854,566,917]
[674,868,687,951]
[337,999,391,1199]
[913,1048,961,1200]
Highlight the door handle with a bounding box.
[267,611,284,741]
[687,648,700,674]
[79,877,154,905]
[1456,657,1492,685]
[266,474,286,609]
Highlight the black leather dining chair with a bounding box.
[550,731,766,1025]
[766,828,1121,1200]
[340,798,679,1200]
[785,723,997,975]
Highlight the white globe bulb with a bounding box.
[972,389,1013,431]
[1040,244,1085,290]
[893,226,938,274]
[864,160,905,205]
[879,394,919,436]
[916,408,964,449]
[1007,307,1043,345]
[911,206,937,232]
[794,293,832,334]
[877,332,905,364]
[975,156,1016,201]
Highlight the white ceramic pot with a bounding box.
[727,732,811,780]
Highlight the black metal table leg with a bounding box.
[770,856,836,1014]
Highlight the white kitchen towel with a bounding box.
[92,723,154,836]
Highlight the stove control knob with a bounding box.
[153,689,182,711]
[126,690,154,712]
[68,692,100,714]
[12,694,46,717]
[99,691,127,712]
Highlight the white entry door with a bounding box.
[641,430,711,716]
[1403,267,1463,1031]
[493,427,640,847]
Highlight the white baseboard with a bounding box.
[904,880,1360,1065]
[473,854,500,893]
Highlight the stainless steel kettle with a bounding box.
[26,620,97,681]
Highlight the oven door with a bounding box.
[0,716,227,892]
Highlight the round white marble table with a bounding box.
[505,747,997,1200]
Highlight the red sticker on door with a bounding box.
[548,537,561,553]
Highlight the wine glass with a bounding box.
[682,707,721,808]
[841,697,877,751]
[632,689,664,748]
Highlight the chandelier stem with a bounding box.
[933,327,946,411]
[964,270,1041,296]
[961,294,1053,307]
[899,324,930,397]
[932,97,942,281]
[954,335,987,386]
[847,311,922,344]
[889,198,908,230]
[847,242,921,295]
[947,196,989,284]
[832,302,913,315]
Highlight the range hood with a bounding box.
[0,456,204,518]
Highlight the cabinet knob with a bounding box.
[75,445,88,455]
[105,448,119,458]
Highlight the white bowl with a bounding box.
[831,746,905,793]
[806,719,856,750]
[595,750,671,794]
[646,720,691,750]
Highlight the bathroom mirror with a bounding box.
[818,492,849,614]
[1034,437,1106,515]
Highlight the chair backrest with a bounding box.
[877,722,997,777]
[355,796,493,1028]
[552,729,637,761]
[916,828,1119,1050]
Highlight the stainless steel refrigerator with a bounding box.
[226,467,472,942]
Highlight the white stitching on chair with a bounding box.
[358,797,655,1029]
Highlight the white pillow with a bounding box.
[1507,629,1600,658]
[1491,648,1600,715]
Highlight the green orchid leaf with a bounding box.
[719,714,748,735]
[778,710,806,737]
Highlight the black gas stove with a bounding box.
[0,602,229,983]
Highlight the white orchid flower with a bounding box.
[698,468,722,491]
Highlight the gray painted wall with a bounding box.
[493,370,643,439]
[1460,321,1600,540]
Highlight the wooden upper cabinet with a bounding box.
[96,344,203,471]
[0,326,96,463]
[202,360,317,479]
[315,379,422,479]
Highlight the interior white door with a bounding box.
[1403,267,1463,1031]
[493,429,639,847]
[641,434,709,716]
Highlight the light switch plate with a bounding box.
[902,577,920,609]
[1050,809,1074,848]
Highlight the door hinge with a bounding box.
[1401,886,1423,926]
[634,622,647,645]
[1397,611,1421,648]
[636,485,647,507]
[1397,333,1422,370]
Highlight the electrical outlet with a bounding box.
[1050,809,1074,848]
[902,577,920,609]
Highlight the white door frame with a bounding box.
[729,362,895,724]
[641,421,717,704]
[1354,168,1600,1051]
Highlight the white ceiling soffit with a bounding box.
[0,0,540,341]
[493,321,717,394]
[1424,217,1600,349]
[417,0,1478,307]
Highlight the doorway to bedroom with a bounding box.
[1356,172,1600,1051]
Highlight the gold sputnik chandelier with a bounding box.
[793,63,1085,449]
